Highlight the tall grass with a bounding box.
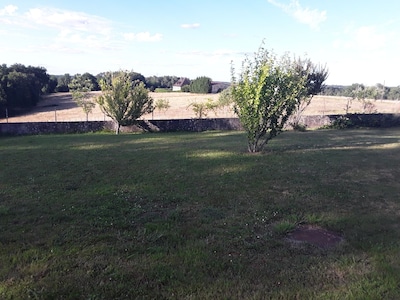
[1,128,400,299]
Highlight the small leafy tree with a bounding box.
[188,98,219,119]
[69,74,96,121]
[289,59,328,130]
[350,84,377,113]
[96,71,154,134]
[153,98,170,119]
[231,45,311,153]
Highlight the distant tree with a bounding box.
[146,76,160,91]
[145,75,179,91]
[350,84,377,113]
[231,44,313,152]
[130,72,146,85]
[81,72,100,91]
[69,74,96,121]
[375,83,389,100]
[387,86,400,100]
[43,75,58,93]
[0,64,7,111]
[56,74,72,92]
[289,59,328,129]
[181,84,190,92]
[190,76,212,94]
[96,71,154,134]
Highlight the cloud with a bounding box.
[25,7,111,35]
[334,25,391,51]
[177,49,247,63]
[0,4,18,16]
[267,0,326,30]
[180,23,200,29]
[123,32,162,42]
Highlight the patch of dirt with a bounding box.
[286,225,343,249]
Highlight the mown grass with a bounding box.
[1,128,400,299]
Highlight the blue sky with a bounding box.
[1,0,399,86]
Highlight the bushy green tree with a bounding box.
[56,74,72,92]
[0,64,50,112]
[81,72,100,91]
[181,84,190,92]
[290,59,328,129]
[190,76,212,94]
[387,86,400,100]
[231,45,312,152]
[96,71,154,134]
[188,98,219,119]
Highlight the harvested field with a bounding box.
[1,92,400,123]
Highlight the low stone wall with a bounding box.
[0,121,108,135]
[1,114,400,136]
[0,118,244,135]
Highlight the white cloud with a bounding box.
[25,7,111,35]
[0,4,18,16]
[267,0,326,30]
[180,23,200,29]
[123,32,162,42]
[334,25,391,51]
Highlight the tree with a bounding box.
[350,84,377,113]
[69,74,96,121]
[289,59,328,129]
[231,45,312,153]
[81,72,100,91]
[387,86,400,100]
[96,71,154,134]
[190,76,212,93]
[44,75,58,93]
[188,98,219,119]
[56,74,71,92]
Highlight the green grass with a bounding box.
[1,128,400,299]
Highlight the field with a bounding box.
[1,129,400,298]
[2,92,400,123]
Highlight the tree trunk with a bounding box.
[116,123,120,135]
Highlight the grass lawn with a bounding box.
[1,128,400,299]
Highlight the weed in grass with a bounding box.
[273,220,298,235]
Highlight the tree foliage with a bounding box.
[96,71,154,134]
[190,76,212,94]
[55,74,72,92]
[231,46,315,152]
[0,63,50,113]
[188,99,219,119]
[290,59,328,129]
[349,84,377,113]
[69,74,96,121]
[322,83,400,100]
[146,75,178,91]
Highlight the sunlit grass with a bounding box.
[1,128,400,298]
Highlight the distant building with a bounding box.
[172,77,190,91]
[211,81,230,93]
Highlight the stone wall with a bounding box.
[1,114,400,136]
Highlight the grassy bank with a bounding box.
[1,129,400,299]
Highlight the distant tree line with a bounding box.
[323,84,400,100]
